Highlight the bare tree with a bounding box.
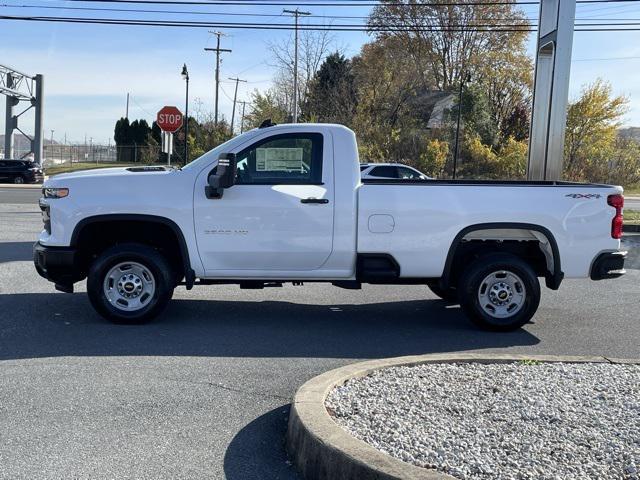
[267,29,336,120]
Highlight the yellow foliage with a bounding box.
[463,134,527,179]
[495,137,527,179]
[564,79,628,181]
[418,139,449,177]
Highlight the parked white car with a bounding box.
[34,123,627,330]
[360,163,430,180]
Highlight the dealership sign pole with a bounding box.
[157,106,183,166]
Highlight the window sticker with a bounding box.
[256,147,304,172]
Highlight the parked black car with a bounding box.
[0,159,43,184]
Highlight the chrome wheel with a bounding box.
[13,176,24,184]
[477,270,526,319]
[103,261,155,312]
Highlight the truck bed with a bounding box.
[357,181,622,279]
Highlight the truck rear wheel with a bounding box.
[87,243,174,324]
[457,254,540,331]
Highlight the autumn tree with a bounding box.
[368,0,530,90]
[564,79,628,181]
[351,36,422,162]
[243,88,290,129]
[418,138,449,177]
[368,0,532,148]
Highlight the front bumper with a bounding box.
[33,242,82,290]
[590,251,627,280]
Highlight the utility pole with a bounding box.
[283,8,310,123]
[228,77,247,136]
[240,101,247,134]
[204,31,231,126]
[126,92,129,119]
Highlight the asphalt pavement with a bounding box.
[627,196,640,210]
[0,196,639,479]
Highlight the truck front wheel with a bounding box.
[87,243,174,324]
[457,254,540,331]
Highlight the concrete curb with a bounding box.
[286,353,640,480]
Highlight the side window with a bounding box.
[235,133,323,185]
[369,166,399,178]
[397,167,421,179]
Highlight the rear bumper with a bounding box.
[590,251,627,280]
[33,242,82,289]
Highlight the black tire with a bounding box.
[427,283,459,303]
[458,253,540,331]
[87,243,174,324]
[13,175,25,184]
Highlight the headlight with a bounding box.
[43,187,69,199]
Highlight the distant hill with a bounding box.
[619,127,640,142]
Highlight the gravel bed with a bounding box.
[325,362,640,480]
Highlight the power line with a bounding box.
[0,15,537,30]
[5,14,640,31]
[31,0,640,4]
[573,55,640,61]
[15,0,543,5]
[6,3,640,22]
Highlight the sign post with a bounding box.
[157,106,183,165]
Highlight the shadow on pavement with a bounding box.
[0,241,33,263]
[223,405,297,480]
[0,292,539,361]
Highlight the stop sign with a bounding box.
[157,106,183,132]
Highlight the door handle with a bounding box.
[300,197,329,204]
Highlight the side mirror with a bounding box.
[206,153,237,199]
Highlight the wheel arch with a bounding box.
[71,214,195,289]
[441,222,563,291]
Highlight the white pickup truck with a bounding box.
[34,123,627,330]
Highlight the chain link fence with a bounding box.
[1,144,166,168]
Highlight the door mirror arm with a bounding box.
[205,153,237,199]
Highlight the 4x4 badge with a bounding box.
[565,193,601,199]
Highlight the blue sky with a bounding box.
[2,0,640,145]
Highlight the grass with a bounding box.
[624,185,640,196]
[625,210,640,225]
[45,162,137,176]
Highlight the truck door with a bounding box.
[194,131,335,274]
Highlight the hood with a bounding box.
[46,166,176,183]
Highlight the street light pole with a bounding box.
[283,8,310,123]
[452,72,471,180]
[181,64,190,165]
